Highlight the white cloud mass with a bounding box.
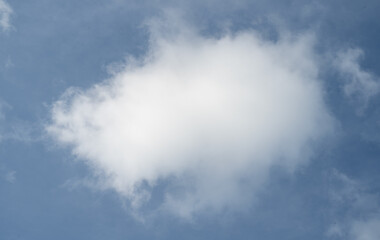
[47,22,333,218]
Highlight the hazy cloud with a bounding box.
[335,48,380,111]
[326,170,380,240]
[351,218,380,240]
[0,0,12,32]
[0,164,16,183]
[4,170,15,183]
[47,20,333,218]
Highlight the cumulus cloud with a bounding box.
[47,20,333,218]
[0,0,12,32]
[335,48,380,110]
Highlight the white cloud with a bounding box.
[47,20,333,218]
[335,48,380,110]
[0,0,12,32]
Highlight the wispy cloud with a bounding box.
[4,170,15,183]
[0,100,40,143]
[335,48,380,112]
[47,18,334,219]
[0,164,16,183]
[326,170,380,240]
[350,218,380,240]
[0,0,12,32]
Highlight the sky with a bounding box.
[0,0,380,239]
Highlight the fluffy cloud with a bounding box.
[47,22,333,218]
[0,0,12,32]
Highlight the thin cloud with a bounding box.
[335,48,380,112]
[350,218,380,240]
[47,19,334,219]
[326,170,380,240]
[4,170,15,183]
[0,164,16,184]
[0,0,12,32]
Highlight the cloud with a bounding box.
[326,170,380,240]
[0,164,16,183]
[335,48,380,110]
[351,218,380,240]
[0,100,38,143]
[0,0,12,32]
[4,170,15,183]
[47,20,333,218]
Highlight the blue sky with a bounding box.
[1,0,380,239]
